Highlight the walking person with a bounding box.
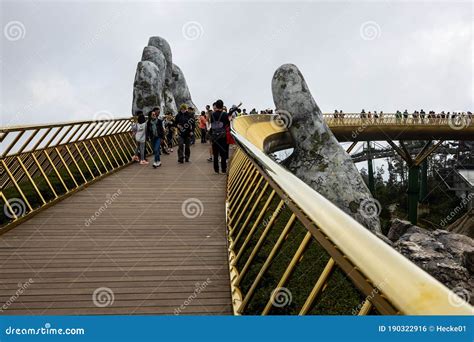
[210,100,230,174]
[164,112,175,152]
[132,111,148,165]
[187,106,197,145]
[147,108,165,168]
[199,111,207,143]
[175,104,195,163]
[207,105,214,163]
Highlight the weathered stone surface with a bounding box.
[132,61,162,116]
[163,88,177,115]
[390,219,474,303]
[141,46,166,73]
[132,37,196,116]
[387,219,413,242]
[148,36,173,85]
[271,64,381,233]
[169,63,197,111]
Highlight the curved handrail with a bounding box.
[231,114,473,315]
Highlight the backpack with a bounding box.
[211,113,226,140]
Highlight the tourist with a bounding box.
[242,108,247,115]
[226,113,235,156]
[174,104,195,163]
[403,109,409,122]
[199,111,208,143]
[147,108,165,168]
[250,108,257,115]
[207,103,216,163]
[132,111,148,165]
[164,112,175,152]
[395,110,402,123]
[229,105,239,119]
[210,99,230,174]
[187,106,196,145]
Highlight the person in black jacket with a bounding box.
[147,107,165,168]
[210,100,230,174]
[174,104,195,163]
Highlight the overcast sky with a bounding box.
[1,0,472,126]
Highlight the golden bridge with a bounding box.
[0,114,472,315]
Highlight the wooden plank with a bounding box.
[0,143,232,315]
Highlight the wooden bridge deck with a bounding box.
[0,143,233,315]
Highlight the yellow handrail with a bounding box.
[230,114,473,315]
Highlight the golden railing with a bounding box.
[1,118,141,232]
[321,112,472,126]
[0,118,203,232]
[226,114,473,315]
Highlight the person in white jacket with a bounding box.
[131,111,148,165]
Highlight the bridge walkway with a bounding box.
[0,143,232,315]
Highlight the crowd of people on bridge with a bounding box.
[332,109,473,123]
[131,105,472,172]
[131,101,246,174]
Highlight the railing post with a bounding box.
[407,164,420,224]
[419,159,428,203]
[367,141,375,193]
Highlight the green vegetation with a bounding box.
[232,181,367,315]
